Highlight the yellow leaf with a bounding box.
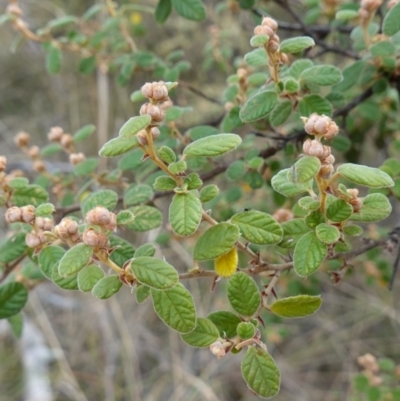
[214,247,238,278]
[130,12,142,25]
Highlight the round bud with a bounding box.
[151,82,169,101]
[28,145,40,158]
[15,132,30,148]
[86,206,111,226]
[267,39,279,53]
[33,160,46,173]
[324,121,339,140]
[137,130,148,146]
[262,17,278,32]
[82,228,109,248]
[302,139,325,158]
[321,145,331,160]
[36,217,53,231]
[0,156,7,172]
[314,116,330,135]
[21,205,36,223]
[347,188,359,199]
[140,103,165,123]
[272,208,294,223]
[254,25,274,38]
[48,126,64,142]
[69,152,85,166]
[105,212,117,231]
[141,83,154,98]
[150,127,160,140]
[224,102,234,112]
[319,164,334,178]
[237,68,247,79]
[304,113,319,135]
[54,218,79,240]
[26,232,47,248]
[60,134,73,148]
[351,198,363,212]
[159,99,173,110]
[280,53,289,64]
[209,341,226,358]
[5,206,22,223]
[322,154,335,165]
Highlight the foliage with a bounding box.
[1,0,400,398]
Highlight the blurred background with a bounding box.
[1,1,400,400]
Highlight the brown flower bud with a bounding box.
[69,152,86,166]
[82,228,109,248]
[141,83,154,98]
[261,17,278,32]
[273,208,294,223]
[358,353,379,372]
[150,127,160,140]
[33,160,46,173]
[0,156,6,172]
[105,212,117,231]
[321,145,332,160]
[324,121,339,140]
[224,102,234,112]
[254,25,274,38]
[304,113,339,140]
[267,40,279,53]
[152,82,169,101]
[6,4,23,17]
[21,205,36,223]
[140,103,165,123]
[237,68,247,79]
[35,217,53,231]
[26,232,47,248]
[28,145,40,158]
[54,217,79,240]
[60,134,73,148]
[314,116,330,135]
[351,198,363,212]
[303,139,325,158]
[15,132,30,148]
[86,206,111,226]
[319,164,334,178]
[358,8,370,20]
[159,99,173,110]
[137,130,148,145]
[279,53,289,64]
[322,154,335,165]
[209,341,226,358]
[48,126,64,142]
[5,206,22,223]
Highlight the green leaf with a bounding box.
[335,9,358,21]
[82,189,118,216]
[241,347,280,399]
[271,169,313,197]
[51,266,78,290]
[135,284,151,303]
[250,34,269,47]
[134,243,156,257]
[245,171,263,189]
[47,15,78,29]
[231,210,282,245]
[270,295,322,318]
[300,65,343,86]
[126,205,163,231]
[8,177,29,189]
[188,125,219,140]
[343,225,363,236]
[207,311,241,338]
[124,184,153,206]
[370,41,395,57]
[193,223,240,260]
[154,175,176,191]
[169,192,202,236]
[383,2,400,36]
[199,184,219,203]
[269,100,292,127]
[92,275,123,299]
[289,59,314,78]
[46,45,62,74]
[244,48,268,67]
[73,124,96,142]
[116,210,135,226]
[78,265,104,292]
[79,56,96,74]
[0,232,28,265]
[279,219,311,249]
[109,235,135,267]
[183,134,242,157]
[284,78,300,93]
[155,0,172,23]
[239,91,278,122]
[168,160,187,174]
[11,185,48,206]
[279,36,315,53]
[99,136,140,157]
[35,203,55,217]
[227,160,246,181]
[326,199,353,222]
[305,210,325,229]
[290,156,321,183]
[0,282,28,319]
[73,158,98,176]
[298,196,320,211]
[181,318,220,347]
[151,283,196,333]
[186,173,204,190]
[8,313,23,338]
[40,143,62,156]
[350,193,392,222]
[171,0,206,21]
[298,94,333,116]
[58,243,93,276]
[228,272,260,316]
[337,164,394,188]
[158,146,176,164]
[38,245,65,279]
[130,257,178,290]
[237,322,256,339]
[119,115,151,138]
[293,232,327,277]
[315,223,340,244]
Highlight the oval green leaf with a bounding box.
[207,311,241,338]
[181,317,220,347]
[383,2,400,36]
[183,134,241,157]
[279,219,311,249]
[315,223,340,244]
[82,189,119,215]
[270,295,322,318]
[326,199,353,222]
[300,65,343,86]
[92,275,123,299]
[58,243,93,276]
[350,193,392,222]
[279,36,315,53]
[77,264,104,292]
[0,282,28,319]
[271,168,313,197]
[337,164,394,188]
[126,205,163,231]
[228,272,260,316]
[99,136,140,157]
[290,156,321,183]
[239,91,278,122]
[119,115,151,138]
[38,245,65,279]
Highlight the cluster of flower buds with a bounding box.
[15,131,30,148]
[82,228,109,248]
[86,206,117,231]
[342,188,363,212]
[357,353,382,386]
[136,127,160,146]
[6,205,36,224]
[209,340,232,359]
[140,81,169,122]
[14,131,47,173]
[273,208,294,223]
[253,17,288,65]
[26,231,47,249]
[48,126,75,153]
[358,0,383,24]
[303,138,335,178]
[69,152,85,166]
[54,217,80,243]
[303,113,339,141]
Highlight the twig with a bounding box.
[178,80,222,105]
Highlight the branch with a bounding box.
[178,80,223,105]
[333,87,374,118]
